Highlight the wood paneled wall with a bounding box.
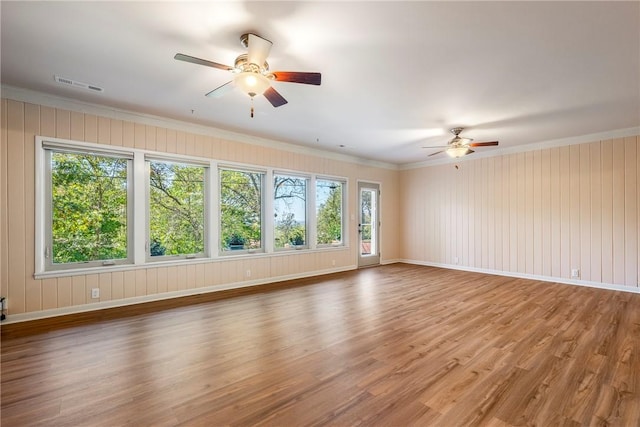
[400,138,640,288]
[0,98,400,315]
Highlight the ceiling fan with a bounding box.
[174,33,321,116]
[423,127,499,158]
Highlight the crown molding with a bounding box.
[400,126,640,170]
[1,85,399,171]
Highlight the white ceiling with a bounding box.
[2,1,639,165]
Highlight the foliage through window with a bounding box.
[149,160,206,258]
[274,174,307,249]
[49,150,130,265]
[316,179,344,245]
[220,169,263,252]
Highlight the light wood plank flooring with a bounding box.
[2,264,639,426]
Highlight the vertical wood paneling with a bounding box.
[579,144,591,280]
[533,151,542,275]
[541,149,551,276]
[7,100,26,313]
[98,116,111,144]
[111,271,124,301]
[42,278,57,310]
[176,131,186,154]
[99,273,112,301]
[509,154,518,272]
[122,121,135,148]
[517,153,526,272]
[110,119,123,146]
[123,270,136,298]
[612,139,625,285]
[40,106,56,137]
[624,137,637,286]
[156,127,167,152]
[85,274,99,303]
[559,146,571,278]
[156,267,168,293]
[57,276,72,308]
[55,109,71,139]
[494,156,503,271]
[601,140,614,283]
[146,268,158,294]
[166,129,177,153]
[24,103,41,312]
[550,148,561,278]
[134,123,146,149]
[525,151,534,274]
[474,160,482,267]
[1,99,9,307]
[145,125,156,151]
[85,114,98,143]
[590,142,602,282]
[502,155,510,270]
[569,145,580,278]
[166,266,178,292]
[135,269,147,296]
[70,111,84,140]
[185,133,195,156]
[72,275,86,306]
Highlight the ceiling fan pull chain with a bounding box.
[250,96,254,118]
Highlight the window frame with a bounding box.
[218,166,266,256]
[34,137,350,278]
[273,172,310,251]
[315,177,346,248]
[39,139,135,272]
[145,155,210,262]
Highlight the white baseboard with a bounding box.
[1,265,357,324]
[401,259,640,294]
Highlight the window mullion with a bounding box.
[209,161,218,257]
[264,169,274,253]
[133,152,146,265]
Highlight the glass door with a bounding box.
[358,182,380,267]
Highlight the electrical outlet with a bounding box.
[454,256,459,265]
[332,259,336,266]
[245,269,251,278]
[91,288,100,299]
[571,269,580,279]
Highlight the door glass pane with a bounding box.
[360,188,376,256]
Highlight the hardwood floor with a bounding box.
[2,264,639,426]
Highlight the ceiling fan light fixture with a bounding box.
[446,146,470,158]
[234,72,270,97]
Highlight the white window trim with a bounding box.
[145,157,209,262]
[34,136,350,279]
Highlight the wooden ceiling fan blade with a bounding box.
[205,81,234,98]
[465,149,475,155]
[247,33,273,66]
[264,86,288,107]
[428,150,444,157]
[468,141,499,147]
[174,53,233,71]
[272,71,322,85]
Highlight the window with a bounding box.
[45,146,132,270]
[316,179,344,246]
[219,168,264,253]
[36,138,349,276]
[274,174,308,249]
[148,159,207,259]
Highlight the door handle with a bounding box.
[358,224,362,233]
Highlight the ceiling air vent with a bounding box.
[54,75,104,93]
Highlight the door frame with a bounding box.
[357,180,381,268]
